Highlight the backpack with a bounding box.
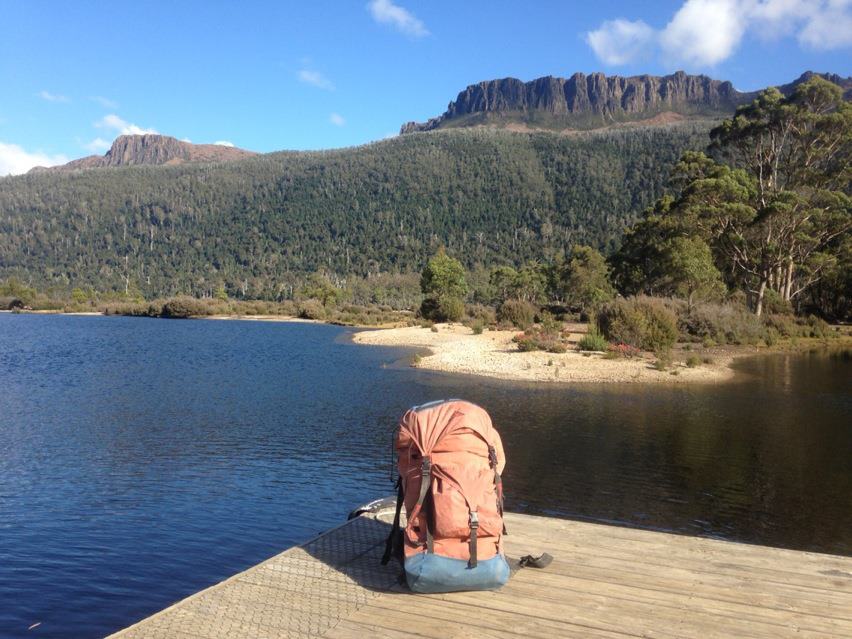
[381,399,510,592]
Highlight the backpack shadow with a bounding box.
[299,513,411,595]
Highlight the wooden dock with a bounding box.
[109,510,852,638]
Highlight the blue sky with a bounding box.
[1,0,850,174]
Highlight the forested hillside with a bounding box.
[0,122,713,298]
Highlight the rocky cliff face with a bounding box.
[401,71,852,133]
[32,135,255,173]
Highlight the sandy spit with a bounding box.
[352,323,736,384]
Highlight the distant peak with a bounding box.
[30,134,256,173]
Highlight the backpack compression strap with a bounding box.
[488,444,507,536]
[413,457,434,554]
[468,510,479,568]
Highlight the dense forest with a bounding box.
[0,122,714,299]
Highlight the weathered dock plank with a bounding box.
[108,511,852,639]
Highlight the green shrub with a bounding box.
[805,315,832,338]
[680,301,764,345]
[161,296,210,318]
[607,342,642,358]
[297,298,326,320]
[102,301,160,317]
[763,327,780,346]
[652,354,671,371]
[470,319,485,335]
[420,294,465,322]
[763,313,798,338]
[685,355,702,368]
[578,329,609,351]
[277,300,298,316]
[762,289,793,315]
[497,299,537,329]
[512,323,567,353]
[465,303,496,324]
[440,296,465,322]
[597,296,678,352]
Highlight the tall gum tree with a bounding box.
[707,77,851,315]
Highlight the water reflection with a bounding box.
[0,315,849,638]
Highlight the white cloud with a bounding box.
[83,137,112,153]
[95,114,157,136]
[213,140,235,147]
[298,69,335,90]
[329,113,346,126]
[660,0,746,66]
[798,0,852,49]
[90,95,118,109]
[367,0,429,37]
[586,0,852,68]
[0,141,68,176]
[585,19,655,65]
[37,90,69,103]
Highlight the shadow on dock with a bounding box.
[109,510,852,638]
[298,514,405,593]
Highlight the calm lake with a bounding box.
[1,313,850,638]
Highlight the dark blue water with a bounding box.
[1,314,850,638]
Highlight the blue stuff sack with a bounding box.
[404,552,510,593]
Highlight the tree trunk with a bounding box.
[783,260,794,301]
[755,279,767,317]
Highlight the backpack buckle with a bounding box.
[469,511,479,529]
[421,457,431,476]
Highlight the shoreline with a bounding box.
[353,323,735,384]
[352,323,850,385]
[6,310,847,385]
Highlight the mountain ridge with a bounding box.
[29,134,256,173]
[401,70,852,134]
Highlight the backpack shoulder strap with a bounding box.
[380,477,404,565]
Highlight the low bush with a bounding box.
[762,313,798,338]
[102,301,160,317]
[420,295,465,322]
[685,355,702,368]
[512,322,567,353]
[297,298,326,320]
[465,303,496,325]
[763,327,781,346]
[679,301,764,345]
[597,296,678,353]
[805,315,832,339]
[762,289,793,315]
[470,319,485,335]
[652,353,672,371]
[577,329,609,351]
[161,296,211,318]
[606,342,642,358]
[497,299,537,330]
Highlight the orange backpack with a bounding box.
[382,399,509,591]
